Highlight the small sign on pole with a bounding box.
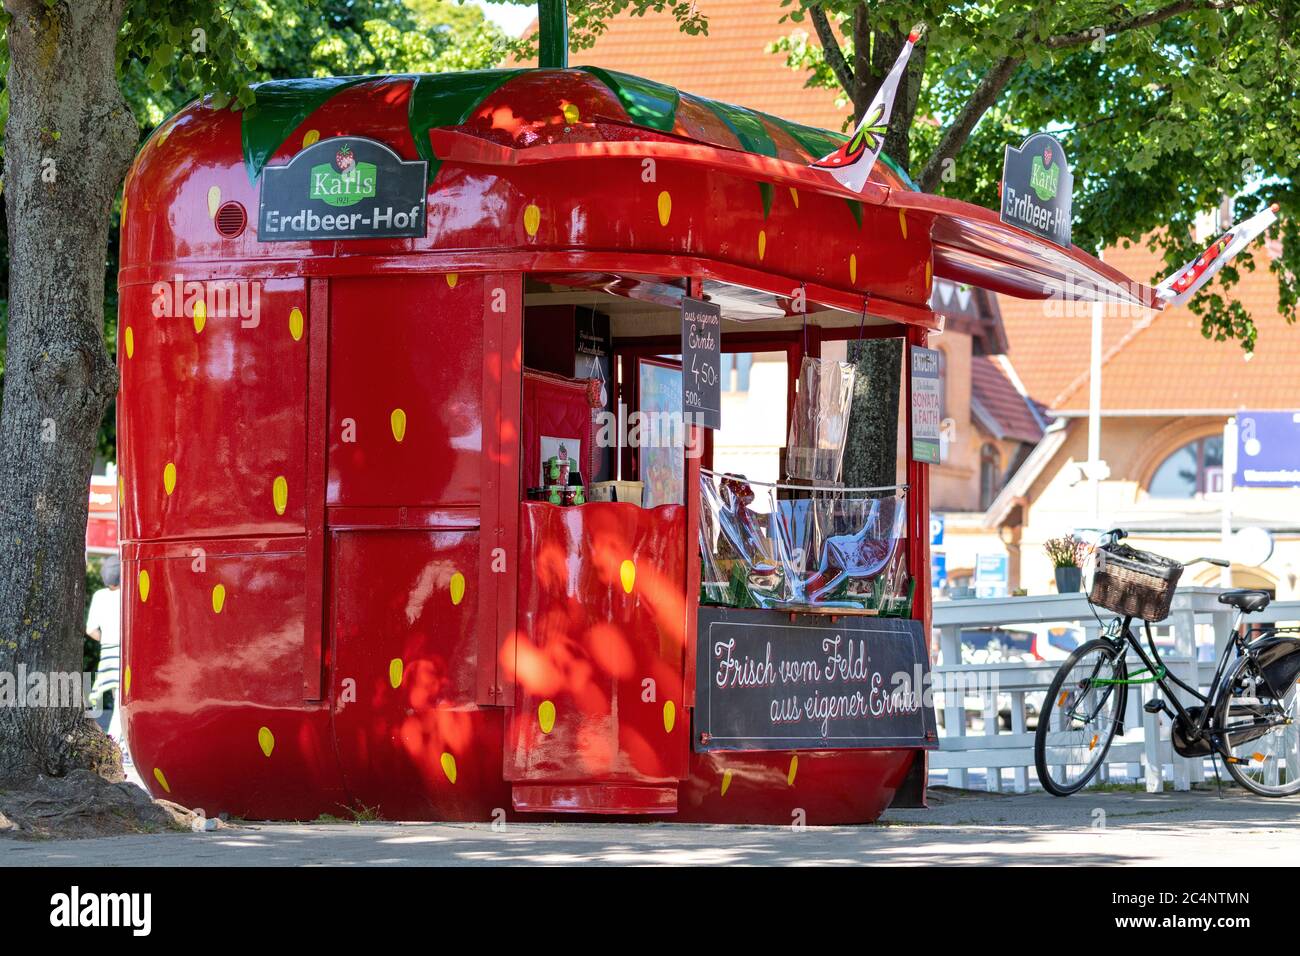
[1000,132,1073,249]
[680,297,721,430]
[1235,411,1300,487]
[910,345,942,464]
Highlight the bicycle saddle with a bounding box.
[1218,589,1271,613]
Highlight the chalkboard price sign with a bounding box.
[695,608,938,751]
[680,297,721,430]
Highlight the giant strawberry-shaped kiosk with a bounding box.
[116,4,1164,823]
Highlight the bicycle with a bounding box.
[1033,529,1300,798]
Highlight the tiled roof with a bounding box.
[1001,237,1296,413]
[971,354,1046,443]
[514,0,852,132]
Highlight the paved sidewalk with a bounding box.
[4,787,1299,866]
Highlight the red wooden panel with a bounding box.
[117,278,309,540]
[121,539,347,818]
[505,501,689,788]
[329,528,513,819]
[327,273,484,508]
[304,277,329,699]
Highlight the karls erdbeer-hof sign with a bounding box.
[258,136,427,242]
[695,608,937,751]
[1000,132,1073,249]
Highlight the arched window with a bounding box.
[979,443,1002,511]
[1148,434,1224,498]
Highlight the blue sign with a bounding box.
[930,514,945,547]
[1237,412,1300,487]
[931,554,947,590]
[975,554,1009,599]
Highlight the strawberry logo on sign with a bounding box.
[335,143,355,173]
[1042,146,1053,168]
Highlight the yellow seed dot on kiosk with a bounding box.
[272,476,288,515]
[450,571,465,606]
[211,584,226,614]
[440,752,458,784]
[657,191,672,226]
[258,726,275,757]
[620,560,635,593]
[523,204,541,237]
[193,299,206,334]
[663,700,676,733]
[787,755,798,786]
[850,253,858,284]
[207,186,221,219]
[302,129,320,148]
[138,570,151,603]
[789,187,800,208]
[562,103,580,124]
[389,658,404,689]
[163,462,177,495]
[720,769,733,796]
[390,408,407,443]
[289,307,304,341]
[445,273,458,288]
[153,767,171,793]
[123,666,132,700]
[758,229,767,260]
[538,699,556,734]
[124,327,134,359]
[899,209,908,239]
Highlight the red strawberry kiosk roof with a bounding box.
[117,68,1159,823]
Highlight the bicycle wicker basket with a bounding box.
[1089,543,1183,622]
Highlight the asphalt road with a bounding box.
[5,786,1300,866]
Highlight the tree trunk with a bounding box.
[842,338,902,490]
[0,0,137,782]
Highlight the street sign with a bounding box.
[975,553,1009,599]
[1235,411,1300,487]
[1000,132,1073,249]
[909,345,942,463]
[930,514,945,547]
[680,297,721,430]
[931,553,947,591]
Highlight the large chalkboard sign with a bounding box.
[258,136,427,242]
[680,297,721,430]
[1000,132,1072,249]
[695,608,937,751]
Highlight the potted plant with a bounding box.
[1045,535,1086,592]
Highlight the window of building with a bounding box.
[1148,435,1224,498]
[979,443,1001,511]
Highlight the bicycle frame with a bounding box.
[1092,610,1280,755]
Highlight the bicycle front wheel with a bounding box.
[1035,639,1126,796]
[1216,655,1300,797]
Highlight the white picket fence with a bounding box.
[931,587,1300,793]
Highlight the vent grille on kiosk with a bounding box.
[214,201,247,238]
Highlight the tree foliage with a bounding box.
[770,0,1300,349]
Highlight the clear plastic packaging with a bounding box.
[698,470,909,611]
[785,356,856,483]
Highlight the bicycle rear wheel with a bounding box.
[1035,639,1126,796]
[1216,655,1300,797]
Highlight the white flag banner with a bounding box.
[1155,204,1280,307]
[809,24,924,193]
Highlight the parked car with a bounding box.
[952,624,1083,729]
